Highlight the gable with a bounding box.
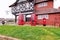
[9,0,18,7]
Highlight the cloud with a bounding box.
[0,0,16,18]
[54,0,60,8]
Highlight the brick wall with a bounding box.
[35,1,53,10]
[37,13,60,26]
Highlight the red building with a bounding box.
[9,0,60,26]
[35,0,60,26]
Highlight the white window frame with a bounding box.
[38,2,47,7]
[38,15,49,19]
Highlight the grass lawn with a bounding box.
[0,25,60,40]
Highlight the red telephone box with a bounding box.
[18,14,24,25]
[43,18,46,26]
[31,14,37,26]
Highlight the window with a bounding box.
[26,15,31,22]
[38,15,49,19]
[38,2,47,7]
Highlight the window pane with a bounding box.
[38,2,47,7]
[38,15,49,19]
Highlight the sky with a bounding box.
[0,0,60,18]
[0,0,16,18]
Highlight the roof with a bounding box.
[9,0,53,7]
[35,8,60,14]
[9,0,19,7]
[9,0,31,7]
[9,0,28,7]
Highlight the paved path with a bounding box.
[0,35,20,40]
